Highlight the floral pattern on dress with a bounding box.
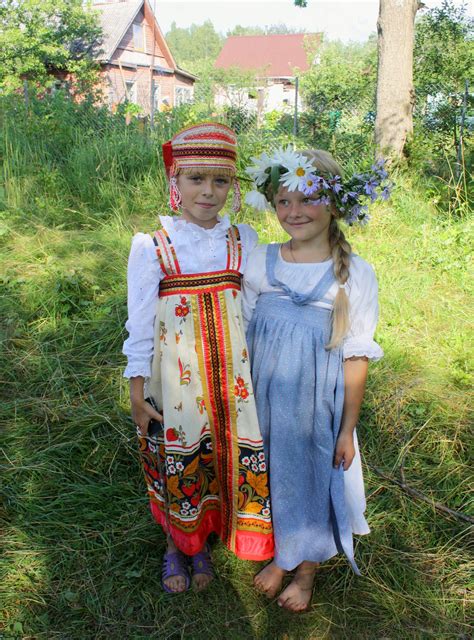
[166,425,187,446]
[196,396,206,415]
[175,296,190,322]
[163,436,217,516]
[141,227,273,557]
[178,358,191,386]
[159,321,167,345]
[139,429,271,526]
[234,374,250,402]
[237,444,270,516]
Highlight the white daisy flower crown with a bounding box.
[244,145,392,225]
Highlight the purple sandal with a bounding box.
[161,550,190,594]
[191,544,214,588]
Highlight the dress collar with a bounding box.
[159,214,231,237]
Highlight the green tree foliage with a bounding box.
[226,25,265,37]
[413,0,473,140]
[414,0,473,98]
[302,39,377,108]
[165,20,223,71]
[188,59,259,113]
[0,0,102,92]
[300,39,377,139]
[227,24,306,36]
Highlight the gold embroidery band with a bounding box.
[198,290,235,549]
[226,225,242,271]
[159,270,241,298]
[153,229,182,276]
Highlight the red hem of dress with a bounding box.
[150,502,274,561]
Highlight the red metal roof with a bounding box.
[215,34,320,78]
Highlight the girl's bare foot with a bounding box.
[254,561,286,598]
[162,537,189,593]
[277,561,318,612]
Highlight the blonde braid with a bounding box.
[326,218,351,350]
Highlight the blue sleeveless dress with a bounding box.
[246,244,360,573]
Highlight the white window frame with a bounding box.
[174,86,192,107]
[133,23,145,51]
[125,80,137,104]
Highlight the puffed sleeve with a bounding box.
[122,233,163,379]
[343,257,384,361]
[242,245,267,330]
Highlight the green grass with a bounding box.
[1,104,473,639]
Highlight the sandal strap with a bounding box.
[162,551,188,578]
[191,546,214,577]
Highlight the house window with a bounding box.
[175,86,192,106]
[133,23,144,51]
[125,80,137,103]
[152,83,160,111]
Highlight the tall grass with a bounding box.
[1,96,472,639]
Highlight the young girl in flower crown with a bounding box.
[243,148,390,612]
[123,123,273,594]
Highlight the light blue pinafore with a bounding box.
[246,244,360,573]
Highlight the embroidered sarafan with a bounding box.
[138,225,274,560]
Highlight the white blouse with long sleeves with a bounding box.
[242,244,383,361]
[123,214,258,379]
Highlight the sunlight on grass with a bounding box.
[1,112,472,638]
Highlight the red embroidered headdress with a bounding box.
[162,122,240,211]
[162,122,237,178]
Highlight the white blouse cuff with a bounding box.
[343,337,384,361]
[123,363,152,380]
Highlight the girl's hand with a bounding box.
[334,431,355,471]
[131,398,163,436]
[129,376,163,436]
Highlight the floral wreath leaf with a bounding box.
[244,146,393,226]
[270,164,282,196]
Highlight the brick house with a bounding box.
[214,34,320,114]
[93,0,195,113]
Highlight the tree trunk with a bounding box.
[375,0,421,159]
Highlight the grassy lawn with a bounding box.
[1,115,472,639]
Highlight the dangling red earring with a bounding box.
[232,178,241,213]
[169,175,182,211]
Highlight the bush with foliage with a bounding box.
[0,0,102,92]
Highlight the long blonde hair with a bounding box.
[301,150,351,350]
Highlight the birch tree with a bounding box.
[295,0,424,159]
[374,0,424,158]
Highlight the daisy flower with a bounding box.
[281,168,312,191]
[245,189,271,211]
[246,152,273,186]
[272,146,314,191]
[271,145,300,171]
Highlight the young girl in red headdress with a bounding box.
[123,123,273,593]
